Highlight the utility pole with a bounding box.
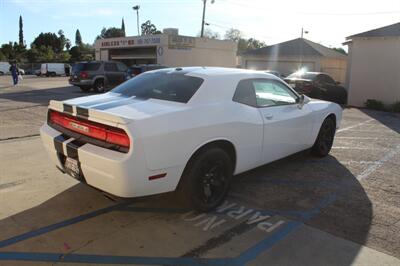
[200,0,215,38]
[133,5,140,36]
[300,27,309,70]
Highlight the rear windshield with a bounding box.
[112,72,204,103]
[287,73,317,80]
[73,62,101,72]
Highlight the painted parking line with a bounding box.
[337,119,374,133]
[357,144,400,181]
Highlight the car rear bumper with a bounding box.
[40,123,183,198]
[69,79,92,86]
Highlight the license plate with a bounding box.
[74,75,77,79]
[65,157,80,178]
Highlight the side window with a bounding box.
[104,63,117,71]
[253,79,297,107]
[116,62,127,72]
[233,80,257,107]
[323,75,335,84]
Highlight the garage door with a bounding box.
[246,60,315,76]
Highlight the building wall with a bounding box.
[347,37,400,107]
[159,38,237,67]
[94,34,237,68]
[320,58,347,84]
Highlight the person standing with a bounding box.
[9,62,19,86]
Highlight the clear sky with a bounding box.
[1,0,399,49]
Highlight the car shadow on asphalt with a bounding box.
[0,151,373,265]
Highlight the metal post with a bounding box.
[200,0,207,37]
[300,27,303,69]
[133,5,140,36]
[136,9,140,35]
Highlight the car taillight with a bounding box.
[80,71,88,79]
[49,110,130,149]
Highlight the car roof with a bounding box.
[152,67,280,80]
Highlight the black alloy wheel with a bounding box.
[178,147,233,212]
[312,117,336,157]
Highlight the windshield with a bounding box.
[112,71,204,103]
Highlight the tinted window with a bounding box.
[320,74,335,84]
[116,62,127,72]
[73,62,101,71]
[233,80,257,107]
[112,72,204,103]
[105,63,117,71]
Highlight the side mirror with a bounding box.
[297,94,310,109]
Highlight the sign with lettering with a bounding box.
[99,36,161,48]
[168,35,195,49]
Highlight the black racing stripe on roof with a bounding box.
[77,96,124,108]
[90,97,148,110]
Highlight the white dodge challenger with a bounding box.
[41,67,342,211]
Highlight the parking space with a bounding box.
[0,76,399,265]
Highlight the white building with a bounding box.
[94,29,237,68]
[344,22,400,107]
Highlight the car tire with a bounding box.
[177,147,233,212]
[311,117,336,157]
[93,79,105,93]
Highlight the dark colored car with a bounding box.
[69,61,128,92]
[127,64,168,79]
[284,72,347,104]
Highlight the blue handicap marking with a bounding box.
[0,191,338,265]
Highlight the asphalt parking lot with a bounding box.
[0,76,399,266]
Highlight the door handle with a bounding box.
[264,114,273,120]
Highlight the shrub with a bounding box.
[365,99,385,111]
[390,101,400,113]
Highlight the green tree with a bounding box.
[224,28,242,42]
[75,29,82,46]
[224,28,266,54]
[0,50,6,61]
[32,32,62,53]
[141,20,161,35]
[19,15,24,47]
[58,30,69,51]
[332,47,347,55]
[96,27,125,40]
[121,18,126,36]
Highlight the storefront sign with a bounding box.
[168,35,195,49]
[100,36,161,48]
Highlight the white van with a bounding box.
[0,62,11,75]
[41,63,66,77]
